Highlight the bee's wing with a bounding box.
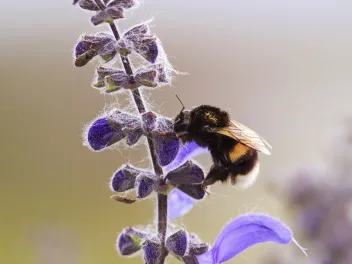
[211,120,272,155]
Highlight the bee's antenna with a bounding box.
[175,93,185,112]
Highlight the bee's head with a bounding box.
[172,94,190,137]
[173,110,191,135]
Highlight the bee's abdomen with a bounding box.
[228,143,251,163]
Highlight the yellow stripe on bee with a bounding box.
[205,112,218,123]
[229,143,250,162]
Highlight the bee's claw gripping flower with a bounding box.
[153,118,180,167]
[177,183,205,200]
[117,24,159,63]
[142,238,162,264]
[196,213,306,264]
[167,189,196,219]
[165,161,204,185]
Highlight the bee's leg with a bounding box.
[202,165,230,190]
[152,131,176,138]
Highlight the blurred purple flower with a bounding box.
[196,213,306,264]
[164,141,208,173]
[167,188,196,219]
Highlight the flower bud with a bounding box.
[153,118,179,166]
[117,231,142,256]
[166,230,188,257]
[142,239,161,264]
[142,111,157,133]
[110,164,142,192]
[165,161,204,185]
[91,6,124,26]
[87,117,125,151]
[136,174,158,199]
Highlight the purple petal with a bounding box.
[78,0,100,11]
[75,41,89,57]
[108,0,136,9]
[87,118,124,151]
[153,118,180,167]
[143,239,160,264]
[166,230,188,257]
[125,129,143,146]
[109,164,143,192]
[136,174,158,199]
[197,213,293,264]
[168,188,196,219]
[117,232,141,256]
[90,7,124,26]
[164,141,208,173]
[165,161,204,185]
[142,112,157,133]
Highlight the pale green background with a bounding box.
[1,1,352,263]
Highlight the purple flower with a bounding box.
[87,117,124,151]
[166,230,188,257]
[117,24,159,63]
[99,64,169,93]
[110,164,147,192]
[167,188,196,219]
[164,141,208,173]
[136,174,159,199]
[86,110,143,150]
[142,239,161,264]
[74,33,117,67]
[165,161,204,185]
[153,118,180,166]
[196,213,307,264]
[117,232,141,256]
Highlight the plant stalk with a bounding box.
[92,1,168,262]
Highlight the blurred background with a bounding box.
[1,0,352,263]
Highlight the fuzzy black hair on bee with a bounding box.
[171,103,271,190]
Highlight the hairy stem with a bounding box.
[92,0,168,262]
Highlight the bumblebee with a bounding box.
[170,97,272,190]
